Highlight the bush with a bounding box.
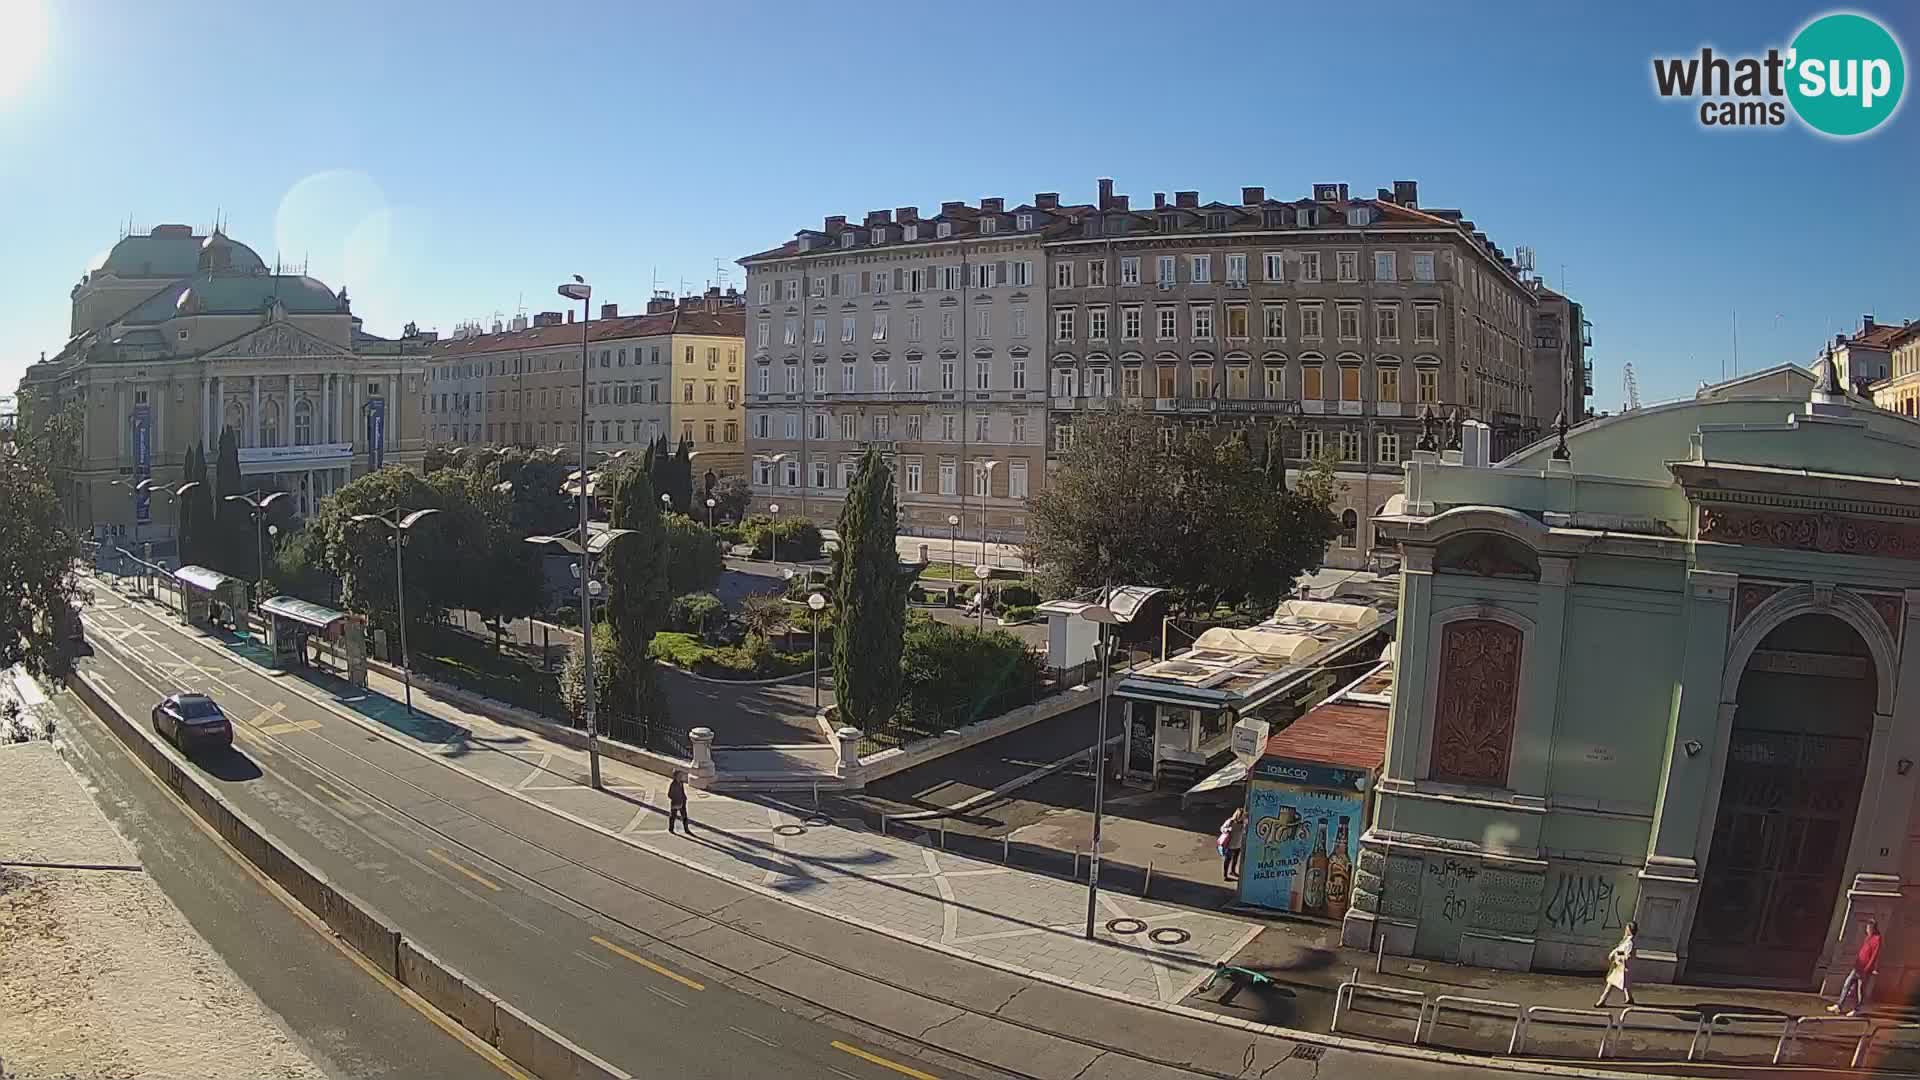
[549,606,580,627]
[712,522,746,547]
[996,583,1040,609]
[908,584,927,604]
[744,515,824,561]
[1001,605,1040,624]
[668,592,724,636]
[900,615,1044,727]
[648,630,813,679]
[647,631,707,668]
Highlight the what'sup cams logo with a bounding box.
[1653,11,1906,137]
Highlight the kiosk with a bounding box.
[173,566,250,631]
[259,595,368,687]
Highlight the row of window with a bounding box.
[1040,363,1439,404]
[755,456,1032,499]
[752,409,1037,445]
[750,354,1436,398]
[431,344,741,381]
[1051,301,1440,346]
[807,214,1035,254]
[1048,422,1401,466]
[758,308,1033,349]
[435,419,740,447]
[758,259,1037,306]
[432,380,738,413]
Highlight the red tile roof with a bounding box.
[1851,321,1915,350]
[1261,701,1388,772]
[430,309,742,357]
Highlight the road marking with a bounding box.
[831,1042,942,1080]
[261,719,323,735]
[571,949,613,970]
[589,934,706,991]
[313,783,350,804]
[427,848,502,892]
[728,1025,778,1047]
[828,1069,861,1080]
[643,985,687,1008]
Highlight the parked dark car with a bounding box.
[151,693,232,754]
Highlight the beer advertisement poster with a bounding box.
[1239,778,1364,919]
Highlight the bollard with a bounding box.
[1073,849,1082,880]
[939,820,947,850]
[1376,931,1387,974]
[1142,860,1154,898]
[880,814,889,837]
[812,781,820,811]
[1002,834,1009,863]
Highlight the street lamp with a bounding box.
[526,525,638,789]
[767,502,781,565]
[975,460,1001,567]
[1078,600,1123,940]
[349,508,443,715]
[974,563,992,633]
[110,477,159,545]
[223,491,290,606]
[946,514,961,594]
[807,591,827,710]
[705,496,716,529]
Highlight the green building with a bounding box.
[1348,362,1920,996]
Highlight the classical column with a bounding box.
[152,382,164,468]
[1380,543,1434,787]
[115,383,126,462]
[1509,556,1572,800]
[327,374,337,443]
[250,375,262,448]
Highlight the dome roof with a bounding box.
[122,272,341,325]
[89,225,266,279]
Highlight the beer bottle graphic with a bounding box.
[1327,816,1352,921]
[1304,821,1330,915]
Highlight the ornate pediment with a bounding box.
[205,320,352,361]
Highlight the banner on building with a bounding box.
[132,402,152,523]
[1239,772,1366,919]
[366,396,386,470]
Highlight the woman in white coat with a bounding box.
[1595,921,1639,1008]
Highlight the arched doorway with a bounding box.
[1691,613,1877,984]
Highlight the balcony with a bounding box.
[1376,401,1403,417]
[1302,400,1327,415]
[1338,400,1364,416]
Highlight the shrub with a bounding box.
[899,615,1044,727]
[668,592,724,636]
[1001,605,1040,624]
[647,631,707,668]
[996,583,1040,609]
[744,515,824,561]
[908,584,927,604]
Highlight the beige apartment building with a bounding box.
[1044,179,1547,570]
[15,223,430,547]
[738,195,1087,541]
[1867,319,1920,417]
[427,290,746,486]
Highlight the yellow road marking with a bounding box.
[261,719,323,735]
[313,783,348,804]
[831,1041,942,1080]
[426,848,502,892]
[590,934,706,991]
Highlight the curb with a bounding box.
[102,600,1669,1079]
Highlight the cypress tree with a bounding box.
[177,443,200,564]
[603,463,669,726]
[212,428,248,575]
[832,446,906,732]
[183,443,216,569]
[670,435,694,513]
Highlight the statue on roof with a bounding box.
[337,286,351,312]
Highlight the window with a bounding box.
[1225,253,1247,286]
[1226,305,1249,339]
[980,217,998,234]
[1016,212,1033,230]
[1157,306,1177,340]
[905,224,919,242]
[1414,252,1435,282]
[907,361,922,390]
[754,413,770,439]
[784,460,800,487]
[758,282,771,305]
[1340,429,1362,462]
[1303,364,1324,400]
[811,275,827,297]
[1190,255,1211,283]
[812,412,827,439]
[686,380,699,402]
[842,413,856,441]
[1417,368,1438,403]
[1415,305,1439,342]
[1339,508,1358,549]
[940,360,955,390]
[1264,252,1284,282]
[1088,260,1107,287]
[1054,308,1075,342]
[1191,305,1214,341]
[1262,303,1286,341]
[873,413,890,438]
[905,460,923,493]
[293,400,313,446]
[941,265,961,290]
[1011,413,1027,443]
[1011,359,1027,389]
[1011,307,1027,338]
[1089,306,1108,341]
[939,460,956,494]
[1191,365,1214,400]
[941,312,955,339]
[1376,304,1401,342]
[977,310,990,340]
[1379,366,1400,401]
[842,364,856,391]
[972,461,992,496]
[813,461,828,487]
[784,366,800,394]
[1122,366,1142,397]
[1378,430,1400,464]
[1337,305,1361,341]
[873,312,889,341]
[811,366,825,394]
[1374,252,1396,282]
[1340,365,1361,400]
[1264,363,1285,399]
[837,462,854,490]
[1087,366,1111,398]
[757,321,771,348]
[841,316,856,343]
[1122,305,1142,341]
[908,268,926,291]
[904,314,921,343]
[1157,255,1176,284]
[975,413,990,441]
[1337,251,1359,282]
[1052,367,1079,398]
[841,232,855,249]
[1300,428,1324,458]
[1300,252,1321,282]
[1120,257,1140,285]
[811,318,825,345]
[975,360,991,390]
[1009,461,1029,498]
[973,262,997,289]
[1301,304,1323,340]
[1053,423,1074,453]
[1011,260,1032,286]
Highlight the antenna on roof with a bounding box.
[1730,306,1740,379]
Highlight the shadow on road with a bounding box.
[197,746,265,782]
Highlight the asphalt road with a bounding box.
[51,686,485,1079]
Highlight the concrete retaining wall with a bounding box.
[65,667,631,1080]
[858,682,1096,783]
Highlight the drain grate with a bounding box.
[1287,1045,1326,1062]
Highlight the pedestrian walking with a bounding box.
[1830,918,1883,1016]
[667,769,691,835]
[1219,807,1248,881]
[1595,921,1639,1008]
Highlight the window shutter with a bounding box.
[830,274,840,296]
[860,271,870,292]
[995,261,1007,286]
[893,268,904,290]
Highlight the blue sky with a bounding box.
[1,0,1914,406]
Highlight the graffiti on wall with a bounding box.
[1539,864,1638,943]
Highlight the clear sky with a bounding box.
[0,0,1914,406]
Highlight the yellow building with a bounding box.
[1868,321,1920,417]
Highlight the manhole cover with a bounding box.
[1105,918,1147,935]
[773,824,808,837]
[1148,927,1192,946]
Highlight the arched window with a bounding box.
[1340,508,1358,549]
[293,399,314,446]
[223,400,246,445]
[260,399,281,448]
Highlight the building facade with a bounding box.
[1044,179,1548,569]
[15,224,430,547]
[738,195,1086,541]
[1530,286,1592,423]
[1865,320,1920,417]
[1346,364,1920,998]
[427,291,746,484]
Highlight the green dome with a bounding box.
[91,226,265,279]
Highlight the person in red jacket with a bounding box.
[1830,918,1883,1016]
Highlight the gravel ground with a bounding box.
[0,742,327,1080]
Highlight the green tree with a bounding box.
[559,622,618,725]
[709,474,751,524]
[181,443,216,570]
[211,427,250,576]
[177,443,201,564]
[668,435,694,513]
[662,514,724,597]
[832,446,907,731]
[602,463,669,725]
[267,523,334,604]
[423,469,542,652]
[899,616,1044,728]
[421,445,458,474]
[0,430,83,676]
[312,467,450,640]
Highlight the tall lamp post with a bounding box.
[526,526,637,789]
[349,508,443,715]
[704,497,717,529]
[807,591,827,710]
[1079,600,1123,940]
[975,459,1001,568]
[946,514,961,602]
[223,490,290,607]
[767,501,781,565]
[974,564,992,632]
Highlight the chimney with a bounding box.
[1034,193,1059,210]
[896,206,918,223]
[1154,192,1167,210]
[1393,180,1419,207]
[1242,186,1265,205]
[567,310,575,324]
[1314,183,1340,201]
[1836,333,1848,348]
[1864,314,1876,331]
[940,201,964,215]
[1378,188,1393,202]
[864,209,892,227]
[824,214,847,232]
[534,311,562,327]
[600,303,618,319]
[1337,183,1349,201]
[1097,177,1114,210]
[1175,191,1199,209]
[1112,195,1130,211]
[980,197,1003,213]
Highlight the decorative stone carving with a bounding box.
[1866,593,1903,643]
[1701,506,1920,562]
[1435,534,1540,581]
[209,322,342,360]
[1735,582,1786,630]
[1431,619,1523,788]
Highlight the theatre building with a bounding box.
[1347,363,1920,996]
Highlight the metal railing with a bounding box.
[1510,1005,1614,1058]
[1418,994,1521,1048]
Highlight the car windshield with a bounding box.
[176,698,222,721]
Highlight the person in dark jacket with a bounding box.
[667,770,691,834]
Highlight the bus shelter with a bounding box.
[173,565,249,631]
[259,595,367,687]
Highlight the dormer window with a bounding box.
[1264,209,1286,228]
[841,232,856,248]
[1160,214,1178,232]
[1301,208,1317,227]
[1348,207,1372,226]
[980,217,998,234]
[1016,213,1034,230]
[871,228,886,245]
[1207,213,1227,230]
[905,224,919,241]
[798,237,812,252]
[937,222,952,238]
